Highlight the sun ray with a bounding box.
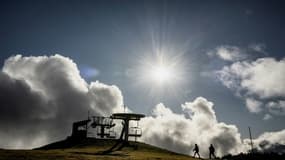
[132,51,190,98]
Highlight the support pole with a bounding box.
[124,119,129,143]
[248,127,254,153]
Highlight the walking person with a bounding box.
[193,144,200,158]
[209,144,216,159]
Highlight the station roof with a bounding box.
[111,113,145,120]
[73,119,91,126]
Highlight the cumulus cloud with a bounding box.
[140,98,285,156]
[207,45,247,61]
[266,101,285,116]
[1,54,285,157]
[164,98,285,155]
[245,98,263,113]
[216,57,285,98]
[0,54,124,149]
[140,97,245,157]
[247,129,285,154]
[215,57,285,117]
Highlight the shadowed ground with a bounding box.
[0,138,199,160]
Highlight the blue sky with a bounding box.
[0,0,285,141]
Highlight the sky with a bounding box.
[0,0,285,156]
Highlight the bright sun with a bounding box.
[137,53,186,91]
[150,65,173,84]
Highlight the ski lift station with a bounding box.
[69,111,145,145]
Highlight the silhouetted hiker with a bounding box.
[193,144,200,158]
[209,144,216,159]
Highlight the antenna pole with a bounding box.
[248,127,254,153]
[87,110,90,137]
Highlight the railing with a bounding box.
[128,127,142,137]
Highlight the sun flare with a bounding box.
[150,64,173,84]
[140,53,185,88]
[135,52,188,95]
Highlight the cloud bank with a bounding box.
[140,97,285,157]
[140,97,245,157]
[247,129,285,154]
[0,54,285,157]
[215,57,285,117]
[0,54,123,149]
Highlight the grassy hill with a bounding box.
[0,138,199,160]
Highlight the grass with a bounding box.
[0,138,199,160]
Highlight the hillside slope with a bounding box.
[0,138,199,160]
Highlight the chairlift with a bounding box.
[107,127,117,138]
[90,116,100,128]
[91,116,116,138]
[128,121,142,138]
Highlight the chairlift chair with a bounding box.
[128,121,142,137]
[129,127,142,137]
[107,127,117,138]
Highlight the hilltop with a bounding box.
[0,138,199,160]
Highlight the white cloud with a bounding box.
[266,101,285,116]
[216,57,285,98]
[140,97,245,157]
[1,54,285,157]
[208,44,266,62]
[263,114,272,120]
[245,98,263,113]
[215,57,285,117]
[207,45,247,61]
[141,102,285,157]
[0,54,124,149]
[247,129,285,154]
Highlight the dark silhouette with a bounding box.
[91,116,116,138]
[104,113,145,154]
[193,144,201,158]
[222,152,285,160]
[209,144,216,159]
[71,119,91,140]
